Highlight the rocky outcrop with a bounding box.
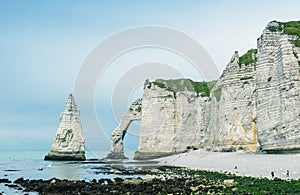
[204,51,259,152]
[255,21,300,153]
[108,20,300,159]
[134,79,213,159]
[107,99,142,159]
[45,94,86,160]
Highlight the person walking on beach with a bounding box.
[271,171,274,178]
[286,170,289,177]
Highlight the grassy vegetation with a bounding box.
[293,51,299,58]
[206,80,217,92]
[281,21,300,37]
[267,20,300,47]
[284,27,300,37]
[19,166,300,194]
[281,21,300,28]
[238,49,257,66]
[153,79,216,98]
[214,88,222,102]
[130,106,142,113]
[59,129,72,142]
[153,81,165,89]
[190,169,300,194]
[157,167,300,194]
[267,25,282,32]
[292,39,300,47]
[267,20,300,33]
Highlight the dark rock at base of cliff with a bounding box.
[106,152,128,160]
[13,166,300,195]
[133,151,181,160]
[4,183,19,188]
[44,155,86,161]
[44,151,86,161]
[265,148,300,154]
[0,178,11,183]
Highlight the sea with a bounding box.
[2,150,300,194]
[0,150,153,194]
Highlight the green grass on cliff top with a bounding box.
[239,20,300,66]
[267,20,300,35]
[153,79,216,97]
[238,49,257,66]
[267,20,300,46]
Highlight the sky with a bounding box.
[1,0,300,152]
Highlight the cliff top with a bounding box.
[152,78,216,97]
[267,20,300,47]
[65,93,78,113]
[150,20,300,98]
[267,20,300,36]
[238,49,257,66]
[237,20,300,67]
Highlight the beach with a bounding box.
[3,165,300,194]
[1,150,300,194]
[158,149,300,179]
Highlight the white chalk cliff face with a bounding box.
[204,51,259,152]
[45,94,85,160]
[134,79,211,159]
[107,99,142,159]
[255,21,300,153]
[108,20,300,159]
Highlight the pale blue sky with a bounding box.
[1,0,300,152]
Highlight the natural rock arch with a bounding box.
[107,99,142,159]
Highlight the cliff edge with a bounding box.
[108,20,300,159]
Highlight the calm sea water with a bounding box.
[0,150,146,194]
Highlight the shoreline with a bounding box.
[1,166,300,194]
[2,150,300,194]
[157,149,300,179]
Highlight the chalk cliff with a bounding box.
[108,20,300,159]
[45,94,86,160]
[134,79,213,159]
[255,21,300,153]
[107,98,142,159]
[204,50,258,152]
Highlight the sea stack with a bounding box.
[45,93,86,160]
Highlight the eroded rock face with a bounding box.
[204,51,259,152]
[107,99,142,159]
[134,79,211,159]
[255,21,300,153]
[108,20,300,159]
[45,94,85,160]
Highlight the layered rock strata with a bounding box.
[255,21,300,153]
[134,79,212,159]
[108,20,300,159]
[107,99,142,159]
[45,94,86,160]
[204,51,259,152]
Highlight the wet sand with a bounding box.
[158,149,300,179]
